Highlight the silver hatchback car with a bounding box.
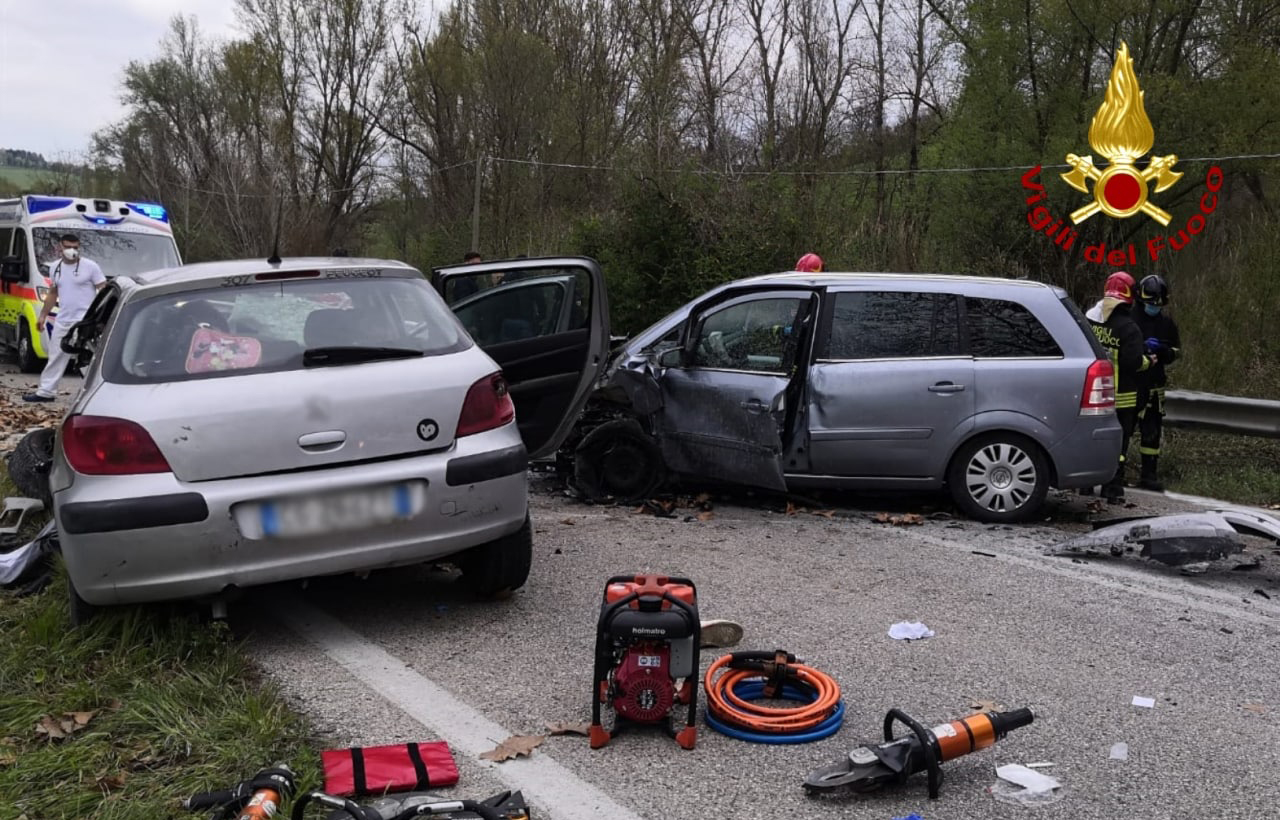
[570,273,1123,523]
[53,256,608,621]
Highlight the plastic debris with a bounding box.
[1025,762,1055,768]
[888,621,935,640]
[997,764,1060,793]
[1132,696,1156,708]
[1109,742,1128,760]
[1051,512,1244,567]
[893,815,926,820]
[991,764,1062,806]
[991,779,1063,806]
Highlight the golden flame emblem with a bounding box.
[1061,42,1182,225]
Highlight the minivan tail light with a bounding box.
[456,373,516,437]
[1080,359,1116,416]
[62,415,172,475]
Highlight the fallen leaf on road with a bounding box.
[561,518,576,525]
[875,512,923,526]
[1086,500,1106,513]
[968,698,1004,712]
[695,492,712,506]
[480,734,545,762]
[697,511,715,522]
[812,510,836,518]
[545,721,591,737]
[96,772,127,791]
[1243,703,1266,714]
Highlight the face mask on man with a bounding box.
[62,247,80,262]
[1144,303,1161,316]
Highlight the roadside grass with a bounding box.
[1159,428,1280,507]
[0,471,317,819]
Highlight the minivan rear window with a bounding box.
[102,275,471,384]
[964,297,1063,358]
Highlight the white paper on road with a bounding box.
[888,621,935,640]
[1110,742,1129,760]
[996,763,1062,793]
[1132,696,1156,708]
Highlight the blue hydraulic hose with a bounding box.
[704,680,845,744]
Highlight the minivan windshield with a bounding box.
[102,274,471,384]
[33,227,180,278]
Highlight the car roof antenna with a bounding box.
[266,200,283,266]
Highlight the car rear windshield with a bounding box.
[101,274,471,384]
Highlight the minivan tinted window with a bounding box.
[103,275,470,384]
[964,297,1062,358]
[826,291,961,359]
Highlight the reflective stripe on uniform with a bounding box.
[1139,446,1160,456]
[1116,393,1139,408]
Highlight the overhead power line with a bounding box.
[115,151,1280,201]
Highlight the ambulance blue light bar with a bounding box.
[128,202,170,223]
[26,196,73,215]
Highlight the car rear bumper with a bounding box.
[55,425,529,605]
[1049,417,1124,487]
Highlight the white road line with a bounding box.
[270,597,644,820]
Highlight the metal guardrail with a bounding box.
[1163,390,1280,438]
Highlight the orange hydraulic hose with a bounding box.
[703,652,841,734]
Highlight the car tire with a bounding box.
[458,515,533,598]
[17,321,42,374]
[7,428,55,510]
[946,433,1049,524]
[574,418,666,503]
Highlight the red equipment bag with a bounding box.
[321,742,458,797]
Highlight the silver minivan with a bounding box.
[570,273,1122,523]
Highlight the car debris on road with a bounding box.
[1049,511,1249,567]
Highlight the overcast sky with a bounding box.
[0,0,240,160]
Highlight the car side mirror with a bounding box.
[0,256,24,283]
[658,347,683,369]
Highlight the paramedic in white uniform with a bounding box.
[23,233,106,402]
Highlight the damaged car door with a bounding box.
[656,290,814,491]
[432,257,610,460]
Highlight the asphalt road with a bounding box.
[3,359,1276,819]
[250,479,1280,820]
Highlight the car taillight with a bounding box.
[62,415,172,475]
[456,373,516,437]
[1080,359,1116,416]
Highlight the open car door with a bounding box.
[432,256,610,460]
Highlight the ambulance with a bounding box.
[0,195,182,371]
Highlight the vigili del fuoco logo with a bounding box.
[1020,42,1222,266]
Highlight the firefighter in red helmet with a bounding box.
[1086,271,1155,501]
[795,253,824,273]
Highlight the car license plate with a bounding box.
[255,482,427,539]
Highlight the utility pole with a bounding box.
[471,155,484,252]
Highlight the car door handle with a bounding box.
[928,382,966,394]
[298,430,347,452]
[740,399,769,413]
